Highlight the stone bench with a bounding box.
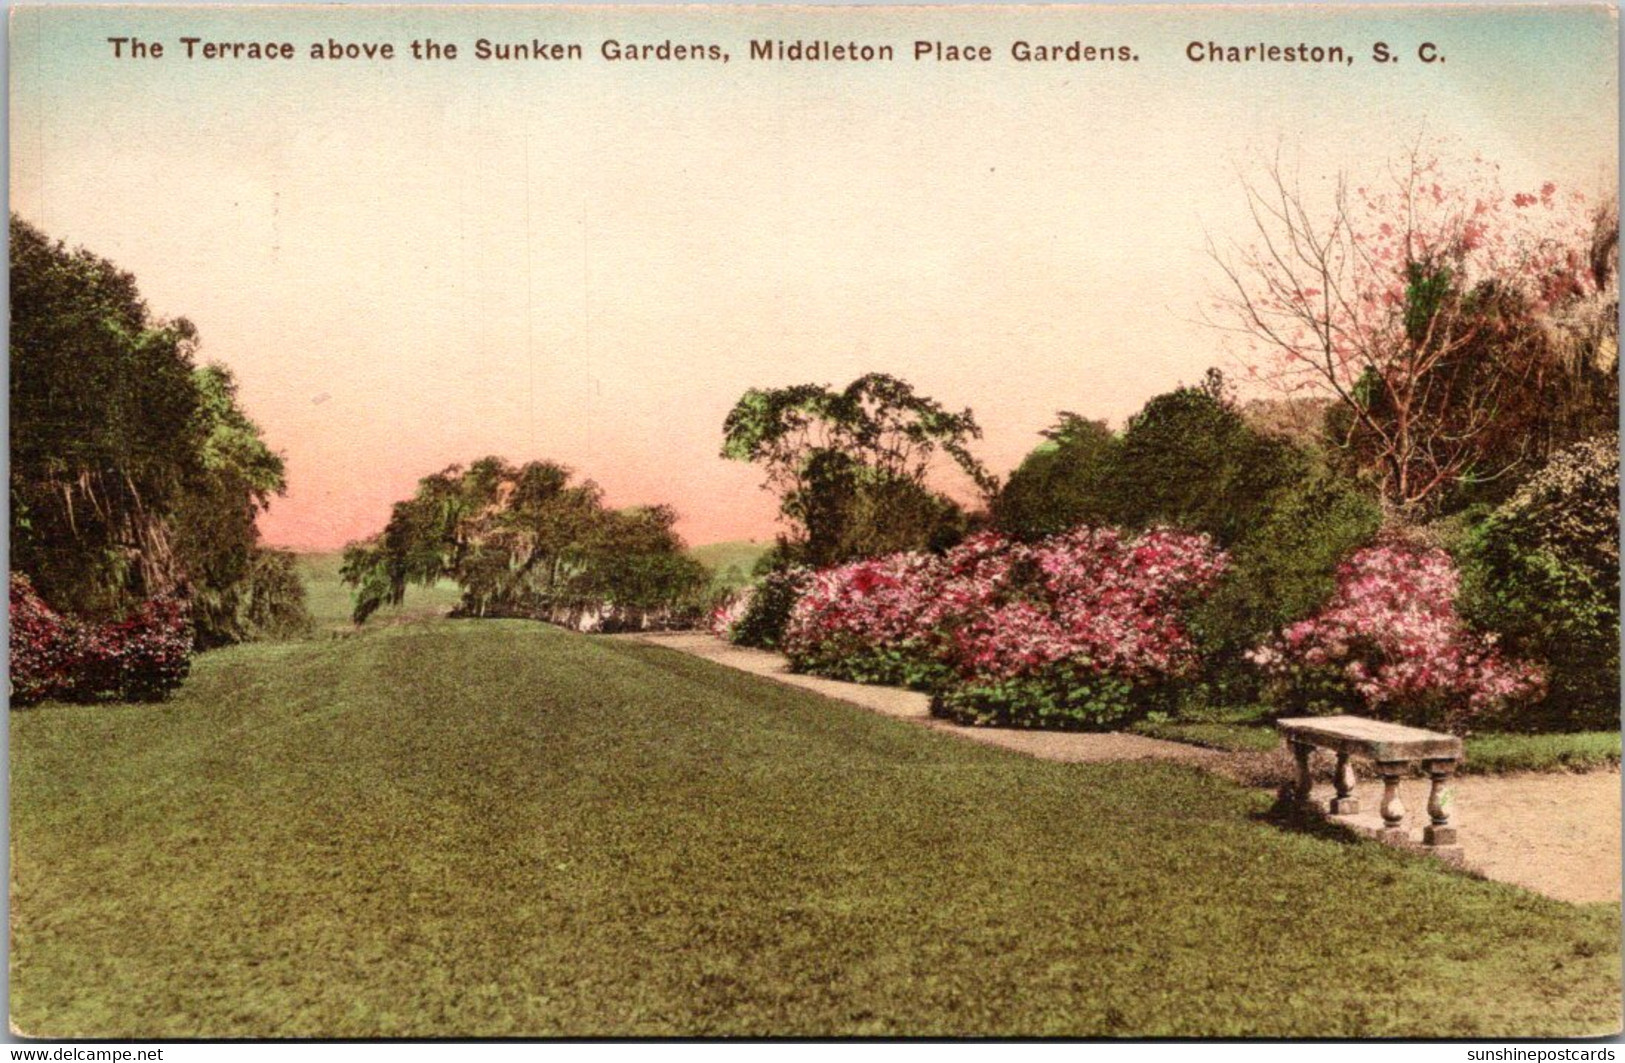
[1276,715,1464,851]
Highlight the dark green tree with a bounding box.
[1101,370,1308,548]
[10,214,306,643]
[720,373,993,567]
[992,414,1119,541]
[11,215,202,615]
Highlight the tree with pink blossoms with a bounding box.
[1213,146,1616,515]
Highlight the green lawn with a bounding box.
[295,551,465,631]
[10,621,1620,1037]
[1463,731,1622,775]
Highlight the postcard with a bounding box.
[8,2,1620,1040]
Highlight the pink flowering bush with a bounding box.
[784,527,1230,729]
[73,595,195,703]
[937,528,1229,728]
[784,551,952,688]
[1248,543,1542,733]
[10,573,193,706]
[709,587,753,639]
[10,574,78,704]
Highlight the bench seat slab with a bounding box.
[1276,715,1463,763]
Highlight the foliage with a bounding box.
[993,374,1310,548]
[1249,543,1542,733]
[72,596,195,703]
[1189,463,1383,664]
[991,414,1119,540]
[341,457,708,629]
[10,573,192,705]
[935,664,1138,730]
[172,365,305,646]
[1215,150,1617,515]
[711,566,812,650]
[1102,370,1309,547]
[242,549,314,640]
[10,216,202,616]
[998,375,1384,692]
[783,551,951,689]
[1461,434,1620,731]
[9,216,302,645]
[295,551,464,631]
[934,528,1229,727]
[721,373,993,568]
[10,574,78,704]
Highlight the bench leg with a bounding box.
[1377,761,1408,840]
[1330,752,1359,815]
[1423,758,1458,846]
[1289,740,1320,811]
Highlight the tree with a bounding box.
[172,365,304,646]
[1102,369,1309,547]
[11,215,203,615]
[1212,148,1615,517]
[340,457,708,628]
[721,373,995,567]
[991,413,1119,541]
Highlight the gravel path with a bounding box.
[1342,771,1621,904]
[625,632,1620,905]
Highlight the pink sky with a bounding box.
[11,5,1617,549]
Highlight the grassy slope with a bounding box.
[10,622,1619,1038]
[295,551,464,630]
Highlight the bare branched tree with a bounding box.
[1210,147,1613,517]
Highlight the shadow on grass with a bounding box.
[1252,787,1497,889]
[1254,787,1368,846]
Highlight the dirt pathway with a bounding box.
[625,632,1620,905]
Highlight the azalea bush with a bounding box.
[784,551,951,688]
[75,595,195,703]
[10,573,193,706]
[938,528,1229,728]
[782,527,1229,728]
[11,574,78,704]
[1249,544,1542,733]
